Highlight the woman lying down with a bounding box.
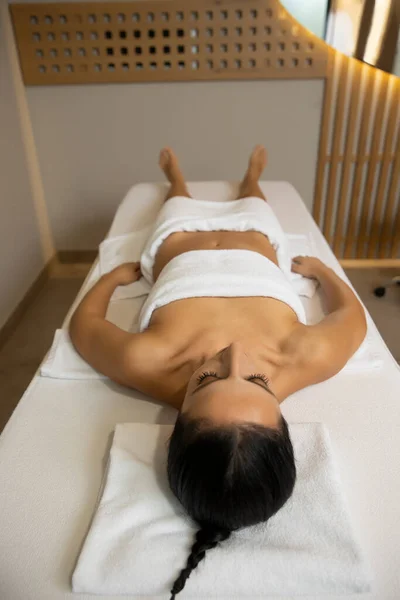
[69,146,367,599]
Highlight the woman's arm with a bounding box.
[290,256,367,382]
[69,263,143,385]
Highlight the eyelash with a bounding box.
[196,371,270,386]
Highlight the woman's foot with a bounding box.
[159,147,192,200]
[237,145,268,201]
[246,145,268,181]
[159,147,183,184]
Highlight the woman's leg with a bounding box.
[237,145,268,201]
[159,147,192,202]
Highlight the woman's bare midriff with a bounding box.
[152,230,279,282]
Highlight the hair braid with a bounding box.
[170,526,231,599]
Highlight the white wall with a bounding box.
[27,79,324,250]
[0,3,49,329]
[281,0,329,39]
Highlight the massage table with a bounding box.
[0,181,399,600]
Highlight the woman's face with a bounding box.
[181,341,281,428]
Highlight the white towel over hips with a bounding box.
[140,195,296,285]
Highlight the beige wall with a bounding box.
[0,3,49,329]
[27,79,324,250]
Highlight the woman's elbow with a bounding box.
[69,310,85,351]
[359,305,368,337]
[354,305,368,349]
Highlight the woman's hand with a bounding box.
[291,256,326,280]
[110,262,142,286]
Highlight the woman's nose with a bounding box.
[225,341,245,377]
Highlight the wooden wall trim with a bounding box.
[57,250,98,263]
[341,259,400,268]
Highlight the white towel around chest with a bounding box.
[137,249,307,331]
[72,422,372,597]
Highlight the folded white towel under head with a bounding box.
[72,422,372,596]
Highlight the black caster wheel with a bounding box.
[373,286,386,297]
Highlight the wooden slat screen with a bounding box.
[314,52,400,259]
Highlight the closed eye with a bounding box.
[192,374,273,396]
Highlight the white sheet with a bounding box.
[0,181,399,600]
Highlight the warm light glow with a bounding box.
[325,0,364,57]
[363,0,392,66]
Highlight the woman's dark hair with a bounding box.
[167,412,296,599]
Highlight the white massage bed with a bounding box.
[1,181,400,600]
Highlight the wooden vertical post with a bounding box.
[333,60,362,256]
[344,63,375,258]
[323,54,349,245]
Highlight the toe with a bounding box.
[252,144,264,155]
[159,148,170,168]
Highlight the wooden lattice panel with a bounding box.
[10,1,328,85]
[313,51,400,259]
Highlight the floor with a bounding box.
[0,277,85,433]
[345,268,400,363]
[0,268,399,433]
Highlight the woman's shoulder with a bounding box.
[124,330,187,408]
